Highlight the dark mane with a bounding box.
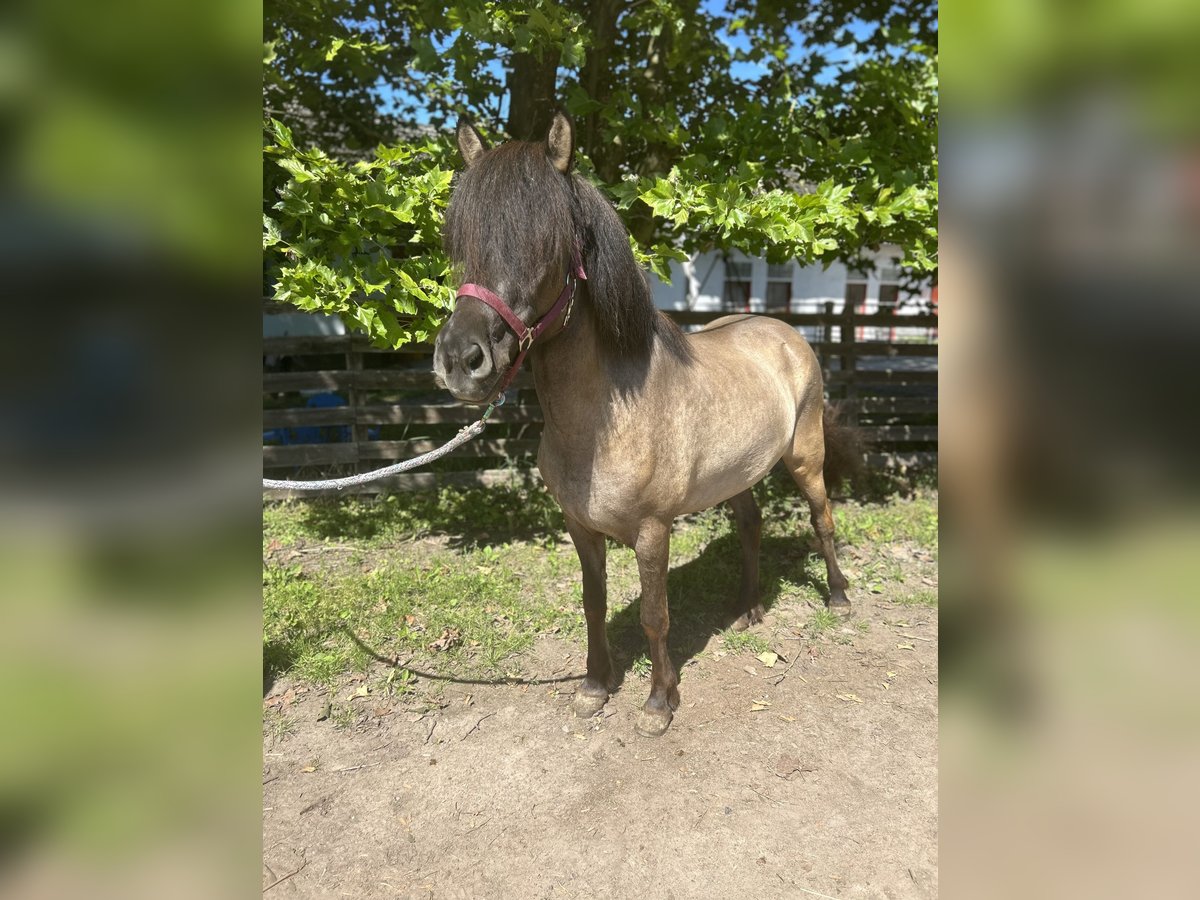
[444,142,574,301]
[443,141,690,363]
[569,176,692,363]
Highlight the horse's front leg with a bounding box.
[565,515,612,717]
[634,518,679,737]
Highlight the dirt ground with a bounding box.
[263,563,937,899]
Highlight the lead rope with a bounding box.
[262,393,505,492]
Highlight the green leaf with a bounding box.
[263,214,281,249]
[277,157,314,182]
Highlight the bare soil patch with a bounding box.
[263,583,936,898]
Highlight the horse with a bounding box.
[433,111,853,737]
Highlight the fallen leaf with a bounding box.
[427,627,462,653]
[750,698,772,711]
[743,665,759,676]
[354,684,369,698]
[778,714,796,723]
[301,766,317,773]
[263,687,297,710]
[897,642,915,651]
[836,693,864,703]
[756,651,779,668]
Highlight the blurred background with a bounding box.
[0,0,261,897]
[1,0,1198,896]
[940,0,1200,896]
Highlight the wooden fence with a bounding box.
[263,306,936,498]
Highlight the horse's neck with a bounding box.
[530,300,596,408]
[529,296,618,433]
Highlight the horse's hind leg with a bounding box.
[727,489,765,631]
[784,423,852,615]
[565,515,613,717]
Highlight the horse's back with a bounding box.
[689,313,822,395]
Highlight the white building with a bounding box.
[646,243,936,344]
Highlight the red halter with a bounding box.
[454,247,587,394]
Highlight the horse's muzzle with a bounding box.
[433,319,499,404]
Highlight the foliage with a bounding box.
[264,1,938,348]
[264,120,458,345]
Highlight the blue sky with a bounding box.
[374,1,879,125]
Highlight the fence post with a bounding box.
[839,298,858,426]
[346,343,365,472]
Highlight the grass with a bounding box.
[263,541,587,689]
[328,702,355,730]
[895,588,939,607]
[806,608,841,636]
[264,480,937,690]
[721,629,771,654]
[263,708,296,745]
[263,485,566,552]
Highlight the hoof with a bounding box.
[731,604,766,632]
[572,690,608,718]
[828,594,852,618]
[572,678,610,718]
[635,707,672,737]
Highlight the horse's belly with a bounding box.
[676,427,789,514]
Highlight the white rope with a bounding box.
[262,396,503,492]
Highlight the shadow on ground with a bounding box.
[326,531,830,698]
[278,465,933,552]
[602,533,828,692]
[286,481,564,550]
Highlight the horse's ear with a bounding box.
[545,110,575,174]
[456,119,488,168]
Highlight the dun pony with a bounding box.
[434,111,854,736]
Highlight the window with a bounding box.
[722,260,752,312]
[765,263,792,312]
[878,265,902,309]
[844,268,868,312]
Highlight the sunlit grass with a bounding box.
[263,482,937,687]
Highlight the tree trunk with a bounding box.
[578,0,623,183]
[627,16,680,245]
[506,51,559,141]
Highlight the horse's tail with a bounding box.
[822,401,863,492]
